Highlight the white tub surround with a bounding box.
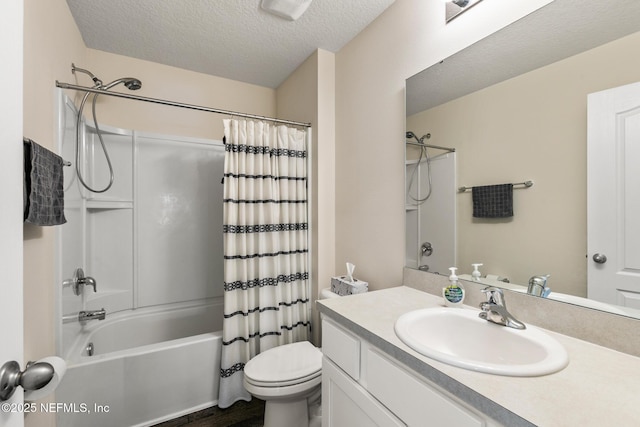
[55,92,227,426]
[56,300,223,427]
[318,287,640,426]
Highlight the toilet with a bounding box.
[243,340,323,427]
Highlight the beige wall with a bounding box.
[407,31,640,297]
[81,49,276,139]
[334,0,552,290]
[23,0,86,379]
[23,2,85,425]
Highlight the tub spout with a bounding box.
[78,309,106,322]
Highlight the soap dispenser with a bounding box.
[443,267,465,307]
[471,263,483,282]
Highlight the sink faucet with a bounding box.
[78,308,106,322]
[528,275,551,297]
[478,287,526,330]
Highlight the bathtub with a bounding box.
[56,299,223,427]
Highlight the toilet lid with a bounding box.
[244,341,322,384]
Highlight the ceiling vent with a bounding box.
[261,0,313,21]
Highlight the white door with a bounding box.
[587,81,640,309]
[0,1,25,426]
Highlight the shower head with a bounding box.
[124,78,142,91]
[69,65,142,91]
[102,77,143,91]
[406,131,417,139]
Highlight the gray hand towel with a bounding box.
[472,183,513,218]
[23,138,67,226]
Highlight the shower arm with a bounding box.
[71,63,102,87]
[406,140,456,153]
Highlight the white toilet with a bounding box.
[243,340,323,427]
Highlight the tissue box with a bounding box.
[330,276,368,296]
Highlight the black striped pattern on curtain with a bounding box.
[217,119,311,408]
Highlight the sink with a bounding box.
[394,307,569,376]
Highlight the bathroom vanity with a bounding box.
[318,286,640,426]
[322,316,496,426]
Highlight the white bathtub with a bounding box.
[56,299,223,427]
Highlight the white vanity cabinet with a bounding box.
[321,318,496,427]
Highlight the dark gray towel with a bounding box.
[472,183,513,218]
[23,138,67,226]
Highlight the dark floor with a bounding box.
[153,399,265,427]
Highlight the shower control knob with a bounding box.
[421,242,433,257]
[592,253,607,264]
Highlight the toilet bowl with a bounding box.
[243,341,323,427]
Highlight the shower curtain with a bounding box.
[218,119,311,408]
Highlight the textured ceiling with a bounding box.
[65,0,395,88]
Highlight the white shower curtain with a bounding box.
[218,119,311,408]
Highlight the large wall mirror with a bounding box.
[405,0,640,318]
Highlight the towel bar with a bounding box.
[458,180,533,193]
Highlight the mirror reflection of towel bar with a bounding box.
[458,180,533,193]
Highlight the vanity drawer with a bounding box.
[322,319,361,380]
[366,349,484,427]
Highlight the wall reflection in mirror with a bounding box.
[406,0,640,319]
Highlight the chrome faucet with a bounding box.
[478,287,526,330]
[78,309,106,322]
[63,268,98,296]
[528,275,551,297]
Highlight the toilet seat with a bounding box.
[244,341,322,388]
[245,369,321,388]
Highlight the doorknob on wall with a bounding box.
[593,253,608,264]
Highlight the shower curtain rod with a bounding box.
[406,140,455,153]
[55,81,312,128]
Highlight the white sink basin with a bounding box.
[394,307,569,376]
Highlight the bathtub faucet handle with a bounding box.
[84,276,97,293]
[63,268,97,295]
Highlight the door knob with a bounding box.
[592,253,607,264]
[0,361,54,401]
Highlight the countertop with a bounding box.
[317,286,640,427]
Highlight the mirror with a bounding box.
[405,0,640,318]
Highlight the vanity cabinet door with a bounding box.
[322,317,361,380]
[366,349,485,427]
[322,358,405,427]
